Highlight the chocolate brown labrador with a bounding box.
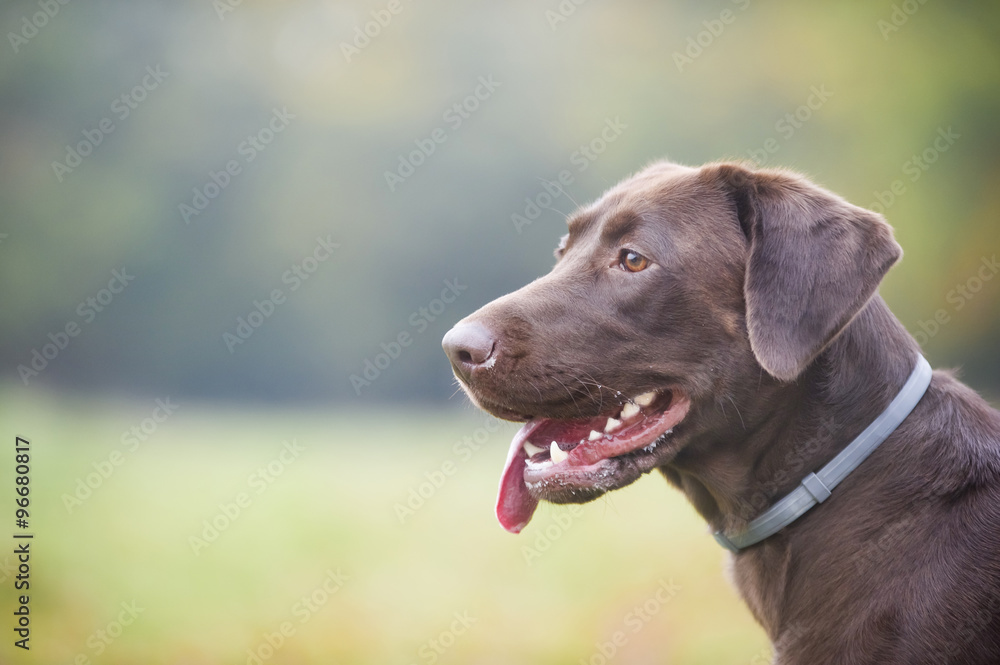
[442,161,1000,663]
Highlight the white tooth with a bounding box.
[526,458,553,470]
[634,392,656,407]
[588,429,603,441]
[621,402,640,420]
[523,441,545,457]
[550,441,568,463]
[604,417,622,433]
[643,430,672,454]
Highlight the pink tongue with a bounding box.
[495,423,538,533]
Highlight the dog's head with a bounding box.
[442,161,901,532]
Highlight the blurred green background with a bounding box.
[0,0,998,663]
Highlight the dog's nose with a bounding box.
[442,321,496,382]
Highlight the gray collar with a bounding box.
[714,354,933,553]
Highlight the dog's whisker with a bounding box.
[559,365,638,409]
[558,187,584,211]
[549,373,586,418]
[546,204,574,222]
[727,394,747,430]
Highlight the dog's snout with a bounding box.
[442,321,496,381]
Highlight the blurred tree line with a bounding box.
[1,0,998,404]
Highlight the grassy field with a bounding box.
[0,388,769,665]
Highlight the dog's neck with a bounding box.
[666,295,920,536]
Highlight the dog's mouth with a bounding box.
[496,389,691,533]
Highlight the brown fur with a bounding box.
[443,161,1000,663]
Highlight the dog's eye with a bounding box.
[620,249,649,273]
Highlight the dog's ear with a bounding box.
[704,163,902,382]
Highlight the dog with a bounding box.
[442,161,1000,663]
